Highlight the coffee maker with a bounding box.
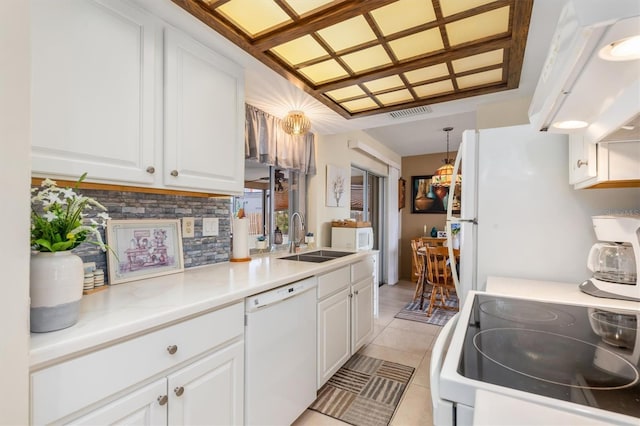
[579,215,640,302]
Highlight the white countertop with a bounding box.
[486,276,640,311]
[30,249,372,370]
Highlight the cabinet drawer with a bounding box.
[31,302,244,425]
[351,258,373,284]
[317,266,350,300]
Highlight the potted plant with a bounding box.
[256,235,268,250]
[30,173,110,332]
[451,223,461,249]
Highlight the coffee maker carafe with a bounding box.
[580,215,640,302]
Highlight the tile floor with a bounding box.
[293,280,442,426]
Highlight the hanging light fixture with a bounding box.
[432,126,460,187]
[281,110,311,135]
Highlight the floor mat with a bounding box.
[309,353,414,426]
[393,294,459,326]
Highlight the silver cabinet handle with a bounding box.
[146,166,155,174]
[167,345,178,355]
[576,160,588,168]
[174,386,184,397]
[157,395,168,406]
[354,290,359,295]
[170,170,179,177]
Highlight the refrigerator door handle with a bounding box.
[446,141,464,296]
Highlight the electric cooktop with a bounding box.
[458,295,640,418]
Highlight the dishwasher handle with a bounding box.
[245,277,317,312]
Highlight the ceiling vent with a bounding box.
[389,105,433,119]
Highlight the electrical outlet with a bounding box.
[202,217,219,237]
[182,217,195,238]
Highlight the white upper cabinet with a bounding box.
[31,0,159,184]
[31,0,245,194]
[163,28,245,194]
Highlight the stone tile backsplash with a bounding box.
[70,189,232,284]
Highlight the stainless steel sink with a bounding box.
[279,250,354,263]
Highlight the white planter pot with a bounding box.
[30,251,84,333]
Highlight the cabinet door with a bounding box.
[164,28,244,195]
[167,340,244,426]
[351,277,374,354]
[69,379,167,425]
[31,0,159,184]
[317,288,351,388]
[568,133,596,184]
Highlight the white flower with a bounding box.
[58,187,76,199]
[43,211,57,222]
[41,178,56,187]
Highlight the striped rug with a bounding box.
[394,294,459,326]
[310,354,414,426]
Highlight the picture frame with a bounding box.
[398,177,406,210]
[411,175,460,214]
[326,164,348,207]
[106,219,184,285]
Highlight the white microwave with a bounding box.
[331,227,373,251]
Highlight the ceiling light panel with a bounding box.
[370,0,437,36]
[270,35,328,66]
[363,75,405,93]
[317,15,377,52]
[287,0,341,16]
[216,0,292,36]
[414,80,455,97]
[388,28,445,61]
[404,64,450,84]
[451,49,504,73]
[340,45,391,73]
[446,6,510,46]
[325,85,367,101]
[439,0,500,17]
[375,89,414,106]
[298,59,348,84]
[456,68,503,89]
[176,0,531,119]
[341,97,378,113]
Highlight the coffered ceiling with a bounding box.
[171,0,533,119]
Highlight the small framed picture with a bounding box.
[106,219,184,285]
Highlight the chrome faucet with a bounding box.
[289,212,305,253]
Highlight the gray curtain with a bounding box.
[245,104,316,175]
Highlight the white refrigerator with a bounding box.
[445,124,640,307]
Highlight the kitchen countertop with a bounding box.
[30,249,373,370]
[486,276,640,311]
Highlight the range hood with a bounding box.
[528,0,640,142]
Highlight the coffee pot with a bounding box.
[580,215,640,302]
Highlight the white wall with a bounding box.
[308,130,401,283]
[477,96,531,129]
[0,1,31,423]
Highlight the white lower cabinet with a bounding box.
[70,379,167,425]
[317,287,351,387]
[351,277,374,353]
[317,257,375,389]
[167,340,244,425]
[31,302,244,425]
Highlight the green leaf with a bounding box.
[34,239,53,252]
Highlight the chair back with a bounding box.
[410,239,425,281]
[425,246,456,289]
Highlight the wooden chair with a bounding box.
[411,239,429,306]
[424,246,459,317]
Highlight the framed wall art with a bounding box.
[411,175,460,214]
[326,164,348,207]
[106,219,184,284]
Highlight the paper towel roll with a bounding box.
[233,218,249,260]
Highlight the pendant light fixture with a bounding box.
[432,126,457,187]
[281,110,311,135]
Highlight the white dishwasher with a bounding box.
[245,276,317,426]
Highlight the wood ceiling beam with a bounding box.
[506,0,533,88]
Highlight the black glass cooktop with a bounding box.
[458,294,640,419]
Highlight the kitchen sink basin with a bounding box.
[279,250,354,263]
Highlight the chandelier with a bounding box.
[432,127,461,187]
[281,110,311,135]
